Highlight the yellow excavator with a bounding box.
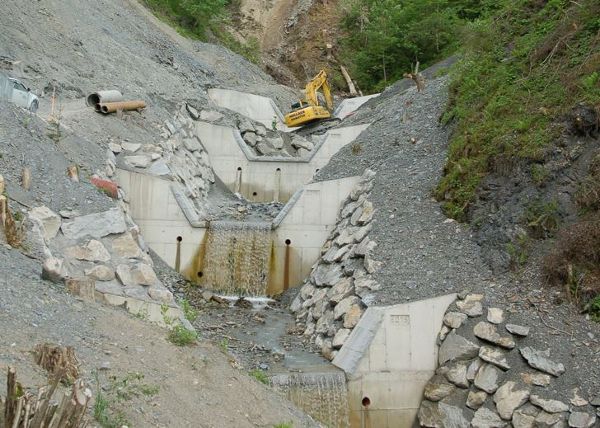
[284,70,333,127]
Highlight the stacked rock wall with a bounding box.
[290,169,382,360]
[417,293,599,427]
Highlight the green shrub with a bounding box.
[524,199,560,238]
[436,0,600,220]
[179,298,198,322]
[588,296,600,322]
[249,369,269,385]
[168,324,198,346]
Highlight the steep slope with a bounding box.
[0,0,319,425]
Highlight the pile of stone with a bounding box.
[417,292,599,427]
[238,117,315,158]
[31,204,176,309]
[290,169,381,360]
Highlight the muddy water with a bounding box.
[223,305,350,427]
[200,221,272,296]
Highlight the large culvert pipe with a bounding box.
[98,100,146,114]
[86,90,123,108]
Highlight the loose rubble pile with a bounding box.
[238,116,315,158]
[290,169,381,360]
[417,292,599,427]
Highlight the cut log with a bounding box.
[34,344,80,383]
[66,165,79,182]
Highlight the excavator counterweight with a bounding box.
[284,70,333,127]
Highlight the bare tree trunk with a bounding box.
[340,65,358,96]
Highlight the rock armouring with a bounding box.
[38,205,175,308]
[290,169,380,360]
[417,293,598,427]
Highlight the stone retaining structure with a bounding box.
[417,292,599,427]
[290,169,381,358]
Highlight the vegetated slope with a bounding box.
[435,0,600,316]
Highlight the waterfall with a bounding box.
[200,221,272,296]
[270,371,349,428]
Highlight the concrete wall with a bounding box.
[116,168,359,295]
[271,176,360,293]
[333,294,457,428]
[116,169,206,272]
[334,94,380,120]
[195,121,369,203]
[207,88,293,131]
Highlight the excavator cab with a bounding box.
[284,70,333,127]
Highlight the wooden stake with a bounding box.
[0,195,7,228]
[3,367,90,428]
[66,165,79,182]
[21,167,31,191]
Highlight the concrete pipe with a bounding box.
[86,90,123,109]
[98,100,146,114]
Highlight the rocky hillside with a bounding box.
[0,0,316,425]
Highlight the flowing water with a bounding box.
[270,370,350,428]
[201,221,272,296]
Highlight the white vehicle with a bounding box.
[8,77,39,113]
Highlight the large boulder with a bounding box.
[493,381,530,420]
[29,206,61,240]
[41,257,67,283]
[519,347,565,377]
[65,240,111,262]
[61,208,127,240]
[438,331,480,365]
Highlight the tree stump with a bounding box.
[2,366,91,428]
[34,343,80,384]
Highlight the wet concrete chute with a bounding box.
[188,220,273,296]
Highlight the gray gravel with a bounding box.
[317,71,600,397]
[318,76,492,305]
[0,103,114,215]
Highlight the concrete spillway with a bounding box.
[270,370,349,428]
[186,221,273,296]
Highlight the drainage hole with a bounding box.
[176,236,183,242]
[197,271,204,278]
[237,167,242,171]
[362,397,371,407]
[252,191,258,196]
[285,239,291,246]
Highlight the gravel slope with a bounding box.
[0,244,317,427]
[318,76,492,305]
[318,73,600,399]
